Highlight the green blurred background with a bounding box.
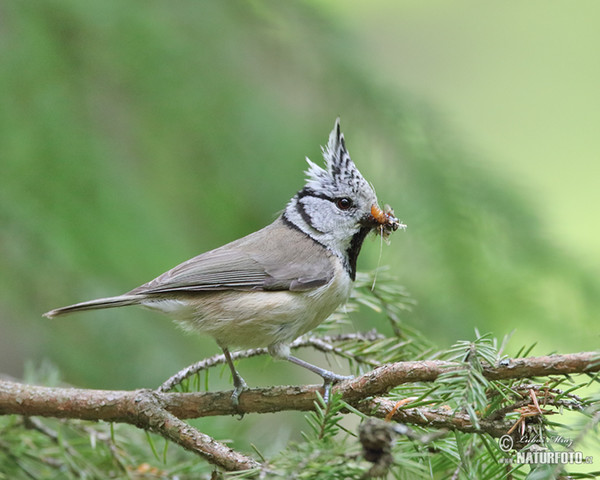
[1,0,598,454]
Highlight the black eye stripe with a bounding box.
[297,188,356,209]
[296,187,334,202]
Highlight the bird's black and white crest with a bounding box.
[305,119,370,197]
[283,118,379,276]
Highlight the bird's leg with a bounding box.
[221,347,247,409]
[286,355,353,402]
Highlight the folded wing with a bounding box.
[128,217,334,295]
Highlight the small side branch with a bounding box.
[158,331,384,392]
[131,390,260,471]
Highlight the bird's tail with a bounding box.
[43,295,142,319]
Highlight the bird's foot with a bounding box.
[285,354,353,402]
[230,375,248,418]
[320,371,353,403]
[231,377,248,407]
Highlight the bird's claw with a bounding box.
[231,377,248,418]
[321,372,353,403]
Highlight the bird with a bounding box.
[44,118,403,405]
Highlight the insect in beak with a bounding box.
[371,204,406,241]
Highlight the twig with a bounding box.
[360,397,511,437]
[158,331,384,392]
[131,390,260,471]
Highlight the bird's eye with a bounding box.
[336,197,353,210]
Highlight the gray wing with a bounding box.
[128,217,334,295]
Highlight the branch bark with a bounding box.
[0,383,259,471]
[1,351,597,471]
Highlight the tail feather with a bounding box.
[43,295,142,319]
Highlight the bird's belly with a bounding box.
[144,262,352,349]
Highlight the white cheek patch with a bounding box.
[300,197,336,231]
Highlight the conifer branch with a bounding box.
[1,350,597,471]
